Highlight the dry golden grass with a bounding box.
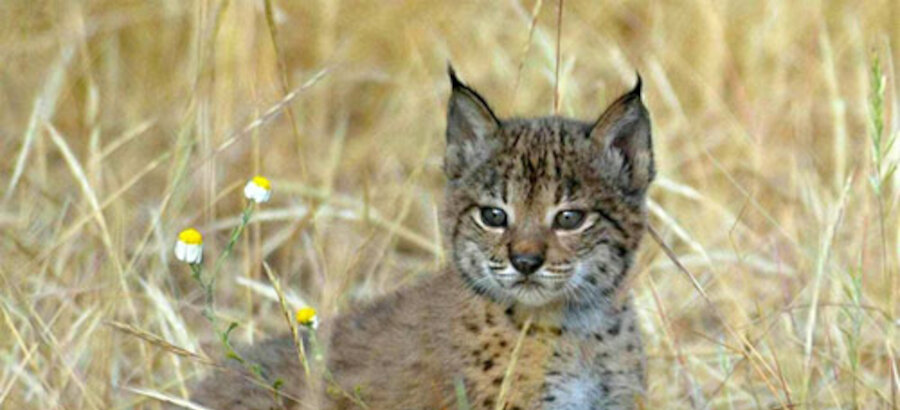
[2,0,899,408]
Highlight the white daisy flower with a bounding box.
[243,176,272,204]
[174,228,203,264]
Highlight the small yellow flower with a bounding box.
[296,306,318,329]
[174,228,203,264]
[243,176,272,203]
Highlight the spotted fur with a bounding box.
[189,67,654,409]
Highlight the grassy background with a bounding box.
[2,0,899,408]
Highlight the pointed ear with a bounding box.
[445,65,501,180]
[589,75,655,195]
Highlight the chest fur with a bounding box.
[540,308,645,409]
[455,303,644,409]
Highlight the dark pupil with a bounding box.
[555,210,585,229]
[480,207,507,227]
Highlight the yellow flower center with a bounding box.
[296,307,317,325]
[252,176,271,190]
[178,228,203,245]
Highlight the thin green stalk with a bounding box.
[198,202,256,317]
[189,263,214,322]
[213,203,256,276]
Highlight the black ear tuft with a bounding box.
[448,63,462,88]
[631,71,642,97]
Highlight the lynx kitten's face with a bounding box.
[443,69,654,307]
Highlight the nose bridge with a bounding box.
[509,215,547,256]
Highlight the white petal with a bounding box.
[257,189,271,203]
[243,182,257,200]
[185,244,203,264]
[174,241,187,262]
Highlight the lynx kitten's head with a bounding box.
[443,67,654,307]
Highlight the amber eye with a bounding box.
[479,207,508,228]
[553,210,586,230]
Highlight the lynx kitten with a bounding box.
[191,67,654,409]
